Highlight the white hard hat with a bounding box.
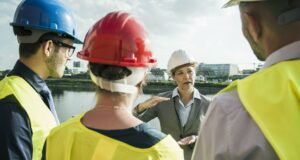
[223,0,266,8]
[167,49,197,74]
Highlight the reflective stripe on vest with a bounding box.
[46,114,184,160]
[0,76,57,160]
[220,60,300,160]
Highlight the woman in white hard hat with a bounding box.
[134,49,211,160]
[44,12,184,160]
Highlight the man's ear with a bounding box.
[242,12,262,42]
[42,40,54,57]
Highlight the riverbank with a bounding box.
[46,78,227,95]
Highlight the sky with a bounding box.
[0,0,262,71]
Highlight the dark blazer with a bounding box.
[135,89,210,160]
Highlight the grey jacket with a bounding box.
[135,90,210,160]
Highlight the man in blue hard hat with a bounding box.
[0,0,82,159]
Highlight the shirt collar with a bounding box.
[262,40,300,69]
[8,60,47,93]
[171,87,202,100]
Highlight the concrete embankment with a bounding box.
[46,78,227,95]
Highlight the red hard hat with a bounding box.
[77,11,157,67]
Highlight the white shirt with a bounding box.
[172,87,201,127]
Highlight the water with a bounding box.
[53,91,160,128]
[53,91,97,122]
[53,90,213,130]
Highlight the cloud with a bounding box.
[0,0,260,71]
[0,0,20,70]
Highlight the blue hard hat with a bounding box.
[10,0,82,44]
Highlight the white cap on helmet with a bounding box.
[167,49,197,75]
[16,29,49,44]
[223,0,266,8]
[89,67,147,94]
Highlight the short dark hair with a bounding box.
[89,63,140,93]
[89,63,132,81]
[19,43,42,58]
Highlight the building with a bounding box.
[147,68,168,81]
[196,75,206,82]
[256,64,264,71]
[67,61,88,74]
[242,69,256,75]
[198,63,240,80]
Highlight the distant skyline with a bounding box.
[0,0,262,71]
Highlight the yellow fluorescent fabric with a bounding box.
[0,76,57,160]
[46,114,184,160]
[220,60,300,160]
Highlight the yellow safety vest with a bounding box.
[0,76,57,160]
[221,60,300,160]
[46,114,184,160]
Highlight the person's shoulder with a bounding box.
[121,123,167,148]
[211,90,244,115]
[193,88,210,103]
[49,114,83,136]
[199,94,211,103]
[0,94,20,106]
[138,123,166,141]
[137,124,183,158]
[0,95,28,119]
[0,95,32,137]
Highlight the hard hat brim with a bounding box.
[222,0,267,8]
[10,23,83,44]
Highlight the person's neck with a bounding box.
[81,92,142,130]
[264,26,300,57]
[20,57,48,80]
[96,92,134,109]
[178,88,194,105]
